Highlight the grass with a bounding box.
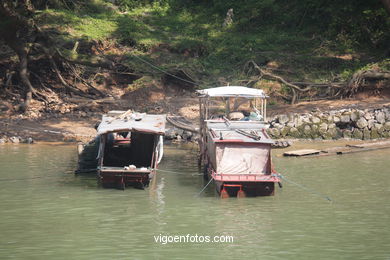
[35,2,389,90]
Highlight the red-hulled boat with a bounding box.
[197,86,281,198]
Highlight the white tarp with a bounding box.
[216,143,270,174]
[197,86,267,98]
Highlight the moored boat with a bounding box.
[197,86,281,198]
[94,110,165,189]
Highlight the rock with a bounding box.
[277,114,289,124]
[373,124,384,134]
[26,137,34,144]
[356,118,368,129]
[165,128,177,140]
[280,126,290,137]
[9,136,20,143]
[176,128,184,137]
[182,131,193,141]
[371,128,380,139]
[302,117,311,124]
[288,127,300,138]
[384,109,390,120]
[268,128,280,138]
[274,123,284,129]
[333,116,340,123]
[303,125,312,136]
[340,114,350,123]
[367,119,375,130]
[384,122,390,131]
[343,130,352,138]
[311,117,321,124]
[350,111,359,122]
[364,112,373,120]
[363,128,371,140]
[352,129,363,139]
[294,117,303,127]
[325,128,338,139]
[328,123,336,129]
[175,135,182,141]
[0,138,6,144]
[381,130,390,138]
[375,111,386,123]
[286,122,295,128]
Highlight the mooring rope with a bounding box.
[273,173,332,202]
[196,177,214,197]
[153,168,203,176]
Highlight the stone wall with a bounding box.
[267,107,390,140]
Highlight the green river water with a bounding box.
[0,142,389,260]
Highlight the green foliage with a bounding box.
[34,0,389,89]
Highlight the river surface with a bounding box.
[0,142,389,260]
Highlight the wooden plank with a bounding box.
[283,149,321,156]
[346,140,390,149]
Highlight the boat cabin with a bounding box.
[96,110,165,189]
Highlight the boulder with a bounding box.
[340,114,350,123]
[350,111,359,122]
[165,128,177,140]
[325,128,338,139]
[343,130,352,138]
[333,116,340,123]
[367,119,375,130]
[364,112,373,120]
[373,123,383,134]
[375,111,386,124]
[371,128,380,139]
[277,114,289,124]
[381,131,390,138]
[0,138,6,144]
[288,127,300,138]
[294,116,304,127]
[280,126,290,137]
[9,136,20,143]
[384,122,390,131]
[286,122,295,128]
[363,128,371,140]
[182,131,193,141]
[352,129,363,139]
[311,117,321,124]
[356,118,368,129]
[268,128,280,138]
[303,125,312,136]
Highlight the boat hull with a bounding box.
[98,170,154,189]
[212,172,280,197]
[215,180,276,197]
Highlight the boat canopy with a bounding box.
[216,143,270,174]
[197,86,267,98]
[97,110,166,135]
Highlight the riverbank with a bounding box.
[1,96,390,143]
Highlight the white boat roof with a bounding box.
[197,86,267,98]
[97,110,166,135]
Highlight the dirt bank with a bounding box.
[1,90,390,143]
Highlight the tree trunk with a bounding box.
[17,46,34,111]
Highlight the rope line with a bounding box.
[273,173,332,202]
[196,177,214,197]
